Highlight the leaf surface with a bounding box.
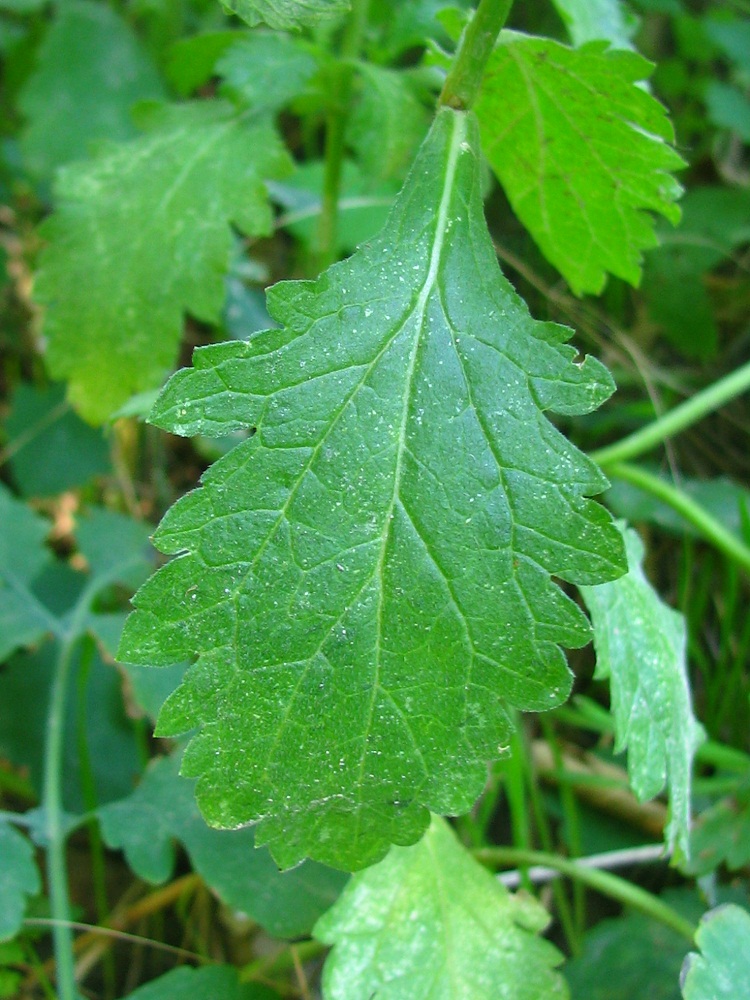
[580,525,704,857]
[120,107,625,870]
[98,751,347,938]
[35,101,291,423]
[684,777,750,877]
[0,823,40,942]
[681,905,750,999]
[475,34,684,295]
[315,815,567,999]
[221,0,349,30]
[18,0,164,179]
[217,31,319,114]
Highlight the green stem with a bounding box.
[605,462,750,575]
[43,635,80,1000]
[317,0,371,268]
[474,847,697,942]
[591,360,750,467]
[439,0,514,110]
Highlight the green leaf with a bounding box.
[0,823,41,942]
[99,751,347,938]
[120,107,625,871]
[347,65,430,181]
[4,383,111,497]
[35,101,292,423]
[315,815,567,999]
[705,81,750,142]
[18,0,164,179]
[549,0,638,48]
[217,31,319,114]
[475,34,684,295]
[565,887,707,1000]
[684,777,750,877]
[681,905,750,999]
[166,31,238,97]
[119,965,279,1000]
[220,0,349,31]
[580,525,704,857]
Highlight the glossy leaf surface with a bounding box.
[581,525,703,857]
[475,34,684,295]
[120,107,625,870]
[315,815,567,999]
[35,102,291,422]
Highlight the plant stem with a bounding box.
[474,847,697,942]
[439,0,514,110]
[43,635,80,1000]
[605,462,750,575]
[591,359,750,466]
[317,0,371,268]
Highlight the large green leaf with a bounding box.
[0,823,40,942]
[99,751,347,938]
[35,101,291,423]
[681,905,750,999]
[18,0,164,179]
[120,107,625,871]
[221,0,349,30]
[475,34,684,295]
[580,525,703,858]
[315,815,567,999]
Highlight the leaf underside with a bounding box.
[315,815,568,999]
[120,107,625,871]
[35,102,290,423]
[476,34,684,296]
[581,525,704,859]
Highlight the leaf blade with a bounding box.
[121,107,625,870]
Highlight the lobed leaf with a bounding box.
[99,751,347,938]
[35,101,291,423]
[220,0,349,31]
[314,815,568,999]
[684,778,750,877]
[681,905,750,999]
[0,823,41,942]
[580,524,704,858]
[120,107,625,871]
[475,34,684,295]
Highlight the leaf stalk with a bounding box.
[474,846,697,942]
[439,0,514,110]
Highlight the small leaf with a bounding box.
[580,524,704,858]
[347,64,431,181]
[220,0,349,31]
[549,0,637,48]
[120,107,625,870]
[35,101,291,423]
[18,0,164,179]
[475,34,684,295]
[0,823,41,942]
[315,815,567,999]
[166,31,238,97]
[118,965,279,1000]
[681,905,750,999]
[217,31,319,114]
[99,751,347,938]
[683,777,750,877]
